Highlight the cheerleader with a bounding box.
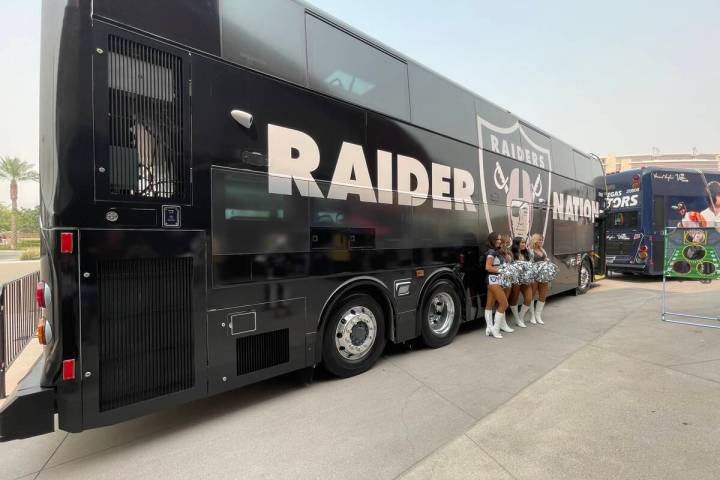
[508,236,533,328]
[484,232,509,339]
[497,234,515,333]
[529,233,549,324]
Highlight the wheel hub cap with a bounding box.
[581,265,590,289]
[428,292,455,336]
[335,306,377,361]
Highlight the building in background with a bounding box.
[602,152,720,173]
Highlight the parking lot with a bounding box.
[2,276,720,480]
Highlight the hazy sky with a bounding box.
[1,0,718,208]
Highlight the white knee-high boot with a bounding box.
[492,312,505,338]
[535,301,546,324]
[529,302,537,324]
[516,305,529,328]
[498,310,514,333]
[484,309,494,336]
[485,309,502,338]
[509,305,519,325]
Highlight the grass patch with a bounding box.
[20,247,40,261]
[0,239,41,251]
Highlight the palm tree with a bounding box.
[0,157,39,249]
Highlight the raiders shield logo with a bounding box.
[476,116,552,240]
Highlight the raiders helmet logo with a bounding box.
[477,116,551,240]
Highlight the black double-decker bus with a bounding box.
[0,0,604,440]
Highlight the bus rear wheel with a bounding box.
[421,280,462,348]
[322,293,387,378]
[576,259,592,295]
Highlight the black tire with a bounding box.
[575,259,592,295]
[420,280,462,348]
[322,293,387,378]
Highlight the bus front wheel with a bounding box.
[322,293,387,378]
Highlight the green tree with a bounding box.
[0,157,39,248]
[16,206,40,234]
[0,203,11,232]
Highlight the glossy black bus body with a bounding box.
[604,167,720,276]
[0,0,604,440]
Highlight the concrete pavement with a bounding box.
[401,278,720,480]
[1,277,719,479]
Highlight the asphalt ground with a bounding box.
[2,275,720,479]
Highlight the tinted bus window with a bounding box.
[310,182,411,250]
[610,211,639,229]
[551,139,575,179]
[553,220,577,255]
[212,169,309,254]
[408,63,477,145]
[573,151,601,186]
[221,0,308,86]
[306,15,410,120]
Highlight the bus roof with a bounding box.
[607,166,719,179]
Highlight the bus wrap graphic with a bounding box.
[477,116,552,239]
[664,228,720,279]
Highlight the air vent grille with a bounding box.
[236,329,290,376]
[107,35,189,201]
[98,257,194,411]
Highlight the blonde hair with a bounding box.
[529,234,546,256]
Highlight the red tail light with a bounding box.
[60,232,73,254]
[639,245,648,252]
[62,359,76,381]
[36,281,50,308]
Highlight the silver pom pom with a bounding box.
[534,261,559,283]
[498,263,521,287]
[515,261,536,284]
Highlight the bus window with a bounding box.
[221,0,307,86]
[211,168,309,254]
[306,14,410,121]
[408,63,477,145]
[610,211,639,229]
[310,182,411,250]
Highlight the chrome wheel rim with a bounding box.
[427,292,455,336]
[580,264,591,290]
[335,306,377,361]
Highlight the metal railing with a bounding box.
[1,271,40,398]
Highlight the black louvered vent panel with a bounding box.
[98,257,194,411]
[236,329,290,376]
[607,239,637,256]
[107,35,188,201]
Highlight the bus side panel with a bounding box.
[78,230,207,430]
[547,175,580,292]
